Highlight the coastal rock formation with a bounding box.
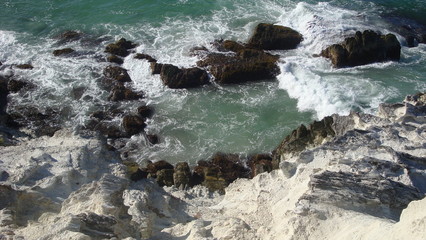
[105,38,137,57]
[197,48,280,84]
[0,93,425,239]
[247,23,303,50]
[321,30,401,67]
[103,66,132,84]
[159,64,210,89]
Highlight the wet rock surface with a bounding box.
[105,38,136,57]
[247,23,303,50]
[321,30,401,67]
[159,64,210,89]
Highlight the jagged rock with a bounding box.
[193,153,250,193]
[130,168,148,182]
[15,64,33,70]
[107,55,124,65]
[247,23,303,50]
[150,62,163,75]
[273,116,335,169]
[53,48,75,56]
[137,105,154,118]
[156,169,174,187]
[321,30,401,67]
[103,66,132,84]
[108,84,143,101]
[105,38,136,57]
[122,115,146,136]
[134,53,157,62]
[197,48,280,84]
[173,162,191,189]
[159,64,210,89]
[247,153,273,178]
[146,160,174,177]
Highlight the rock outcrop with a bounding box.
[197,47,280,84]
[321,30,401,67]
[1,94,425,239]
[105,38,136,57]
[247,23,303,50]
[159,64,210,89]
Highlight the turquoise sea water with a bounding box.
[1,0,425,163]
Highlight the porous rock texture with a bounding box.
[0,93,426,239]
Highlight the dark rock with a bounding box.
[193,153,250,193]
[130,168,148,182]
[210,152,250,182]
[57,30,82,43]
[150,62,163,75]
[108,84,143,101]
[134,53,157,62]
[197,48,280,84]
[90,121,126,138]
[7,79,28,93]
[137,105,154,118]
[213,39,246,52]
[122,115,146,136]
[173,162,191,189]
[53,48,75,56]
[201,166,227,194]
[146,134,159,145]
[156,169,174,187]
[247,153,273,178]
[321,30,401,67]
[105,38,136,57]
[77,212,117,239]
[146,160,174,175]
[384,16,426,47]
[273,116,335,169]
[160,64,210,89]
[15,64,34,70]
[247,23,303,50]
[0,76,8,114]
[103,66,132,83]
[107,55,124,65]
[0,185,16,209]
[7,106,61,137]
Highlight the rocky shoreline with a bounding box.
[0,91,425,239]
[0,21,425,239]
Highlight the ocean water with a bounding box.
[1,0,425,163]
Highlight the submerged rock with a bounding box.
[56,30,83,43]
[7,79,31,93]
[15,64,34,70]
[160,64,210,88]
[137,105,154,119]
[247,23,303,50]
[321,30,401,67]
[53,48,75,56]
